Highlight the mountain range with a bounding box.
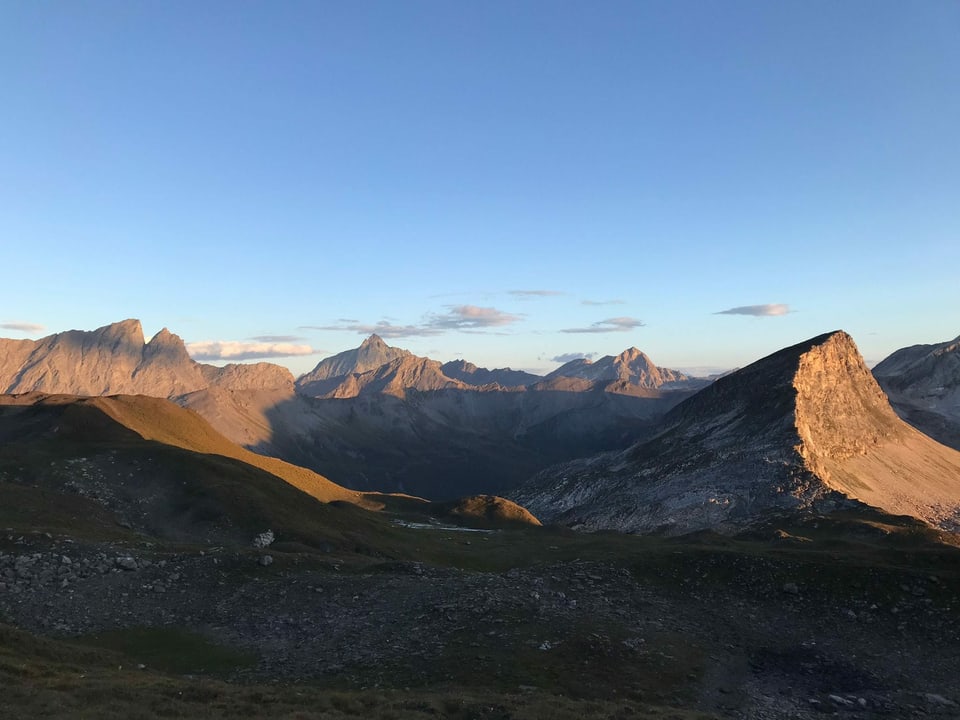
[0,321,706,498]
[513,331,960,534]
[3,320,960,526]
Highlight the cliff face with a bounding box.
[0,320,293,398]
[514,331,960,534]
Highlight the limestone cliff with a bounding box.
[0,320,293,397]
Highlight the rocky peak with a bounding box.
[143,328,192,362]
[514,330,960,535]
[296,335,413,393]
[360,334,386,349]
[547,346,687,390]
[0,319,291,399]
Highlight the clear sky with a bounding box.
[2,1,957,376]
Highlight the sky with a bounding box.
[2,1,958,376]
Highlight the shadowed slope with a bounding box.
[0,393,359,505]
[873,334,960,451]
[515,332,960,534]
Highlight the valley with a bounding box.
[1,322,960,718]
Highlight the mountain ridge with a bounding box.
[0,320,294,397]
[513,331,960,534]
[873,333,960,451]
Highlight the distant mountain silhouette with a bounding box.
[440,360,540,388]
[545,347,692,389]
[0,321,704,500]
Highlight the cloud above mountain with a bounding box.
[561,317,645,334]
[715,304,790,317]
[426,305,522,330]
[250,334,306,343]
[186,340,316,361]
[306,305,523,338]
[551,352,597,363]
[1,321,45,332]
[302,321,442,338]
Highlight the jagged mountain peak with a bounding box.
[0,320,295,397]
[515,330,960,535]
[101,318,145,339]
[546,345,689,391]
[360,333,387,348]
[616,346,646,361]
[296,335,413,394]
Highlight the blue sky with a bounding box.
[2,1,957,375]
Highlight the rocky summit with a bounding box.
[0,320,294,398]
[514,331,960,534]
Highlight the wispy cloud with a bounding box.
[426,305,522,330]
[581,299,625,306]
[551,352,597,363]
[300,322,443,338]
[714,304,790,317]
[561,317,644,334]
[250,334,306,343]
[509,289,563,298]
[186,341,317,361]
[303,304,523,339]
[1,321,45,333]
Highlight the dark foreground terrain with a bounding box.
[2,392,958,718]
[2,510,959,720]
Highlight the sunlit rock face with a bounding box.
[514,332,960,535]
[0,320,292,397]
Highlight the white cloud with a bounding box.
[561,317,645,334]
[714,304,790,317]
[1,321,45,333]
[581,299,625,306]
[186,341,317,361]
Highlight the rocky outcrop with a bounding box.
[873,335,960,450]
[514,331,960,534]
[432,494,542,528]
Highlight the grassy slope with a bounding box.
[87,394,362,503]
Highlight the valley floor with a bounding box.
[2,517,960,719]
